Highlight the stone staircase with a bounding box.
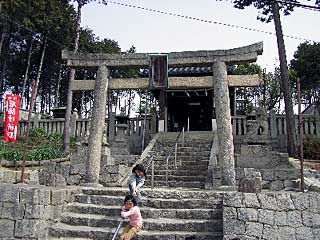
[145,137,212,189]
[111,141,140,166]
[49,187,223,240]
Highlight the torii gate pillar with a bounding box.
[83,65,109,187]
[213,61,236,187]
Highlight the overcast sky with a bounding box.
[79,0,320,72]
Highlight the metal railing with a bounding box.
[165,127,185,187]
[162,127,185,187]
[111,219,124,240]
[111,156,155,240]
[110,128,185,240]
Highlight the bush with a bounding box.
[29,128,47,139]
[27,147,64,161]
[303,136,320,160]
[0,128,65,161]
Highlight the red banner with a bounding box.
[4,94,21,142]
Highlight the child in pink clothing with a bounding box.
[120,195,143,240]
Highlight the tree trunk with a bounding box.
[41,89,45,113]
[0,21,11,93]
[33,35,47,112]
[64,2,82,154]
[0,0,4,56]
[272,2,297,156]
[128,90,132,117]
[21,36,33,109]
[0,0,9,93]
[55,63,62,107]
[0,32,5,57]
[34,36,47,96]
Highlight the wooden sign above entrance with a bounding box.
[149,54,168,89]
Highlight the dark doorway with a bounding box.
[167,90,213,132]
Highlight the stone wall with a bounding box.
[210,168,300,191]
[236,168,300,191]
[0,184,80,239]
[0,167,40,185]
[40,159,85,186]
[223,192,320,240]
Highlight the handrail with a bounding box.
[166,127,185,186]
[110,128,185,240]
[163,127,185,187]
[147,127,185,189]
[111,219,124,240]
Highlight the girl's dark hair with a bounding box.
[124,195,137,206]
[132,164,147,178]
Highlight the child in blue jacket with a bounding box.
[128,164,146,207]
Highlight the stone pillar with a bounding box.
[158,90,167,132]
[85,65,109,187]
[115,124,128,142]
[33,114,41,129]
[70,109,78,138]
[109,112,116,141]
[150,107,157,135]
[270,110,277,138]
[213,61,236,187]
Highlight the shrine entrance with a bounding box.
[167,90,213,132]
[62,41,263,187]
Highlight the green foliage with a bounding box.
[233,64,282,114]
[303,137,320,160]
[29,128,47,138]
[233,63,262,75]
[290,41,320,105]
[232,0,320,23]
[26,146,64,161]
[0,129,65,161]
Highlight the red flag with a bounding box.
[4,94,21,142]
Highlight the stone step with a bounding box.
[155,154,210,161]
[156,150,211,155]
[49,238,91,240]
[155,143,211,146]
[145,175,207,182]
[153,159,209,165]
[60,212,222,232]
[153,169,208,176]
[156,146,212,152]
[49,223,223,240]
[144,180,206,189]
[156,152,211,157]
[75,194,222,209]
[154,164,208,171]
[65,203,222,220]
[81,188,223,199]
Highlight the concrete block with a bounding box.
[14,219,41,238]
[1,202,25,220]
[243,193,260,208]
[238,208,258,221]
[287,210,303,227]
[0,185,19,203]
[277,226,296,240]
[223,219,246,235]
[274,211,287,226]
[25,204,45,219]
[258,209,274,225]
[223,207,237,221]
[245,222,263,238]
[295,226,314,240]
[51,189,67,205]
[223,192,244,207]
[0,219,14,238]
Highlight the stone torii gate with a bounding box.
[62,42,263,187]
